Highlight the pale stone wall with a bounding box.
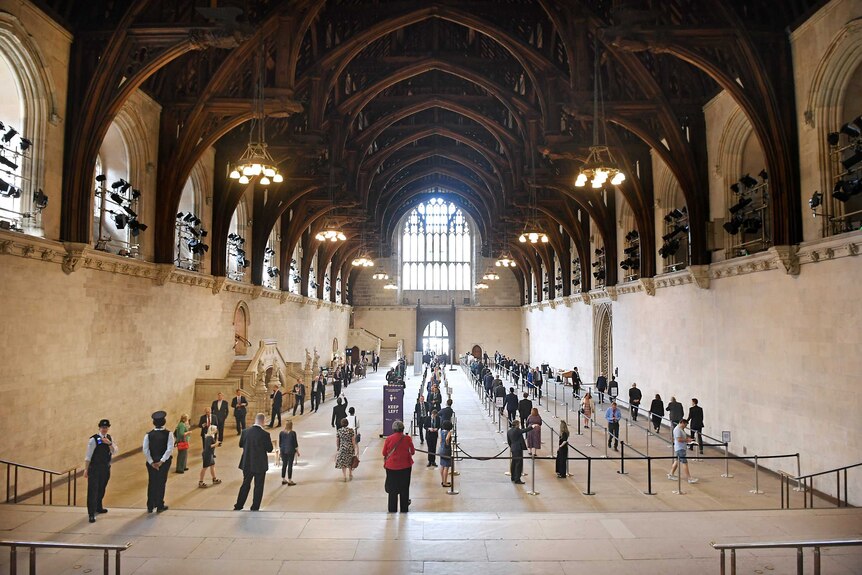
[456,307,524,360]
[352,306,416,351]
[352,267,399,306]
[475,266,521,306]
[0,237,349,485]
[523,299,595,378]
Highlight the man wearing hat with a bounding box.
[142,410,174,513]
[84,419,117,523]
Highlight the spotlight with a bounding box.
[183,213,195,222]
[111,179,125,189]
[122,205,138,218]
[110,192,124,204]
[833,179,861,202]
[739,174,758,188]
[743,217,762,234]
[839,122,861,138]
[0,155,18,171]
[827,132,840,146]
[2,127,17,143]
[114,213,129,229]
[200,229,208,237]
[33,189,48,209]
[664,208,684,223]
[131,189,141,200]
[623,245,639,255]
[723,214,743,235]
[658,238,681,259]
[0,178,21,198]
[95,174,107,182]
[729,196,753,214]
[841,150,862,171]
[662,225,688,242]
[592,270,605,280]
[730,183,740,194]
[176,212,185,220]
[808,191,822,210]
[759,170,768,181]
[19,138,31,152]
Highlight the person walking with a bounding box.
[581,391,594,428]
[504,387,519,424]
[424,409,441,467]
[649,394,665,433]
[571,367,582,398]
[517,392,533,428]
[231,389,248,435]
[438,420,454,487]
[234,413,273,511]
[198,425,221,488]
[310,375,321,413]
[414,394,428,444]
[628,383,642,421]
[668,419,699,484]
[506,420,531,484]
[595,373,607,404]
[688,398,704,454]
[555,420,570,478]
[279,420,300,485]
[526,408,542,456]
[143,410,173,514]
[315,375,326,410]
[335,417,357,482]
[174,414,191,473]
[331,396,348,428]
[666,396,684,428]
[605,401,622,451]
[268,385,283,428]
[383,420,415,512]
[211,392,229,445]
[84,419,117,523]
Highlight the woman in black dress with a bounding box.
[555,420,570,478]
[649,394,665,433]
[198,425,221,488]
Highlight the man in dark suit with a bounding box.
[292,381,305,416]
[507,419,532,484]
[331,396,348,428]
[268,385,283,428]
[234,413,273,511]
[424,409,441,467]
[517,392,533,427]
[211,392,230,445]
[231,389,248,435]
[504,387,519,424]
[438,398,454,423]
[198,407,218,449]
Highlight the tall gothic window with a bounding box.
[401,198,471,290]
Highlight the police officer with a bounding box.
[84,419,117,523]
[143,410,174,513]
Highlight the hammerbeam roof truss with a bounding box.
[52,0,827,291]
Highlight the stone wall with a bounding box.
[0,234,349,486]
[456,307,524,360]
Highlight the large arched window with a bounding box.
[401,198,472,290]
[422,321,449,355]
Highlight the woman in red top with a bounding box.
[382,420,416,513]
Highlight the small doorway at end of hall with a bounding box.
[233,302,249,356]
[421,320,450,356]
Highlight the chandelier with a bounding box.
[495,253,516,267]
[482,270,500,280]
[352,255,374,267]
[475,281,489,289]
[519,230,548,244]
[383,281,398,290]
[520,149,549,243]
[575,37,625,190]
[372,272,389,280]
[315,228,346,242]
[228,45,283,187]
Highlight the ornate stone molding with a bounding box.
[212,276,227,295]
[154,264,174,286]
[251,286,264,300]
[589,286,617,302]
[639,278,656,296]
[797,231,862,265]
[62,242,89,274]
[773,245,800,275]
[688,265,710,289]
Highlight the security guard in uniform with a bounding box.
[84,419,117,523]
[143,410,174,513]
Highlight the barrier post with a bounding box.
[583,457,594,495]
[645,458,654,495]
[672,455,685,495]
[645,428,650,456]
[585,418,594,447]
[618,441,627,475]
[447,439,459,495]
[624,418,629,443]
[749,455,763,494]
[526,453,540,496]
[794,453,804,492]
[721,443,734,478]
[603,427,609,458]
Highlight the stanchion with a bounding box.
[497,412,503,434]
[645,458,654,495]
[583,458,594,495]
[526,453,539,496]
[624,418,629,443]
[672,455,685,495]
[617,441,627,475]
[585,418,594,447]
[749,455,764,494]
[721,443,734,478]
[603,428,609,458]
[447,440,459,495]
[645,428,650,456]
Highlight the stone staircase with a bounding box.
[378,347,398,369]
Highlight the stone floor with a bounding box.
[1,365,860,573]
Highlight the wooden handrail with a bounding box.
[712,539,862,575]
[1,460,78,506]
[0,540,131,575]
[795,461,862,481]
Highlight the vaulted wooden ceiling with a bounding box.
[46,0,826,299]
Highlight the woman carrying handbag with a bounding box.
[382,420,415,513]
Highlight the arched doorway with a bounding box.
[421,321,450,355]
[471,344,482,359]
[350,345,360,365]
[233,302,249,356]
[593,303,613,381]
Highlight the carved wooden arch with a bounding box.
[299,4,552,121]
[0,12,59,219]
[804,18,862,226]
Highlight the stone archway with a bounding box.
[593,303,613,382]
[233,301,250,356]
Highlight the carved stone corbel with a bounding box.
[279,291,289,304]
[0,240,11,255]
[639,278,656,296]
[606,286,617,301]
[581,292,592,305]
[849,243,858,256]
[773,245,800,276]
[687,265,710,289]
[61,242,89,274]
[154,264,174,286]
[251,286,263,300]
[212,276,227,295]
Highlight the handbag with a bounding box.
[176,441,190,451]
[355,432,361,443]
[350,455,360,469]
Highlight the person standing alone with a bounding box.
[231,389,248,435]
[143,410,173,513]
[211,392,229,445]
[84,419,117,523]
[605,401,621,451]
[234,413,273,511]
[628,383,642,421]
[269,385,283,428]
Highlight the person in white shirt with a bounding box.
[143,410,175,513]
[668,419,698,484]
[346,406,360,443]
[84,418,117,523]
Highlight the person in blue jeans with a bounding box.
[605,402,621,451]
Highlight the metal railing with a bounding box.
[0,540,131,575]
[712,539,862,575]
[1,459,77,505]
[780,461,862,509]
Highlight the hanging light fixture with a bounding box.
[495,253,516,267]
[482,269,500,280]
[575,37,626,190]
[372,271,389,280]
[314,161,346,242]
[351,230,375,267]
[475,281,489,290]
[519,148,549,243]
[228,44,283,187]
[383,281,398,290]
